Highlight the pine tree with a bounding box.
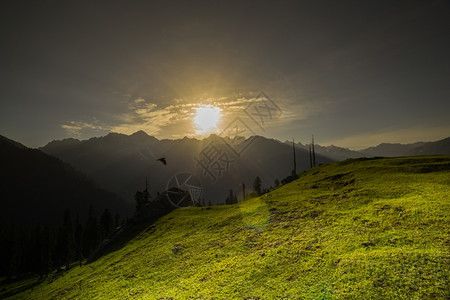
[274,179,280,188]
[253,176,262,196]
[57,209,74,269]
[135,178,151,213]
[18,228,33,275]
[114,213,121,229]
[41,225,51,276]
[100,209,114,240]
[82,206,100,258]
[33,224,51,278]
[135,191,145,212]
[0,223,11,276]
[0,223,18,277]
[225,189,237,205]
[32,224,42,276]
[74,214,83,266]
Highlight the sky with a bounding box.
[1,0,449,149]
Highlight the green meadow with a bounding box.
[3,156,449,299]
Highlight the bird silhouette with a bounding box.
[157,157,167,165]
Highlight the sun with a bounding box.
[194,105,221,134]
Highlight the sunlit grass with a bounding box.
[4,156,449,299]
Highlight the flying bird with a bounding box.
[157,157,167,165]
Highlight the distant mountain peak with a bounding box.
[130,131,159,143]
[45,137,81,146]
[105,132,127,138]
[181,136,199,141]
[131,130,149,137]
[359,138,450,157]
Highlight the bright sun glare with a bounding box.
[194,105,221,134]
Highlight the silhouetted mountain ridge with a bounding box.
[287,137,450,159]
[286,141,365,161]
[359,142,424,157]
[42,137,81,153]
[41,133,332,205]
[40,133,449,206]
[0,134,132,227]
[359,137,450,157]
[405,137,450,156]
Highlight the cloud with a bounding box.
[62,94,309,139]
[61,124,83,136]
[112,96,262,136]
[61,120,109,137]
[110,98,189,136]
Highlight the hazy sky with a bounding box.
[1,0,449,149]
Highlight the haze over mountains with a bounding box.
[290,137,450,160]
[40,131,332,208]
[39,132,450,209]
[359,137,450,157]
[2,131,448,226]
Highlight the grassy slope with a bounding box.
[7,156,450,299]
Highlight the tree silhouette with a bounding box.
[225,189,238,205]
[114,212,121,228]
[82,205,100,258]
[0,223,19,277]
[135,191,146,212]
[56,208,74,269]
[32,224,51,278]
[74,214,83,266]
[134,182,151,212]
[274,179,280,188]
[253,176,262,196]
[41,225,51,276]
[0,204,119,277]
[100,208,114,240]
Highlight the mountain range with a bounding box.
[288,137,450,160]
[40,132,332,209]
[359,137,450,157]
[39,132,450,212]
[2,132,448,224]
